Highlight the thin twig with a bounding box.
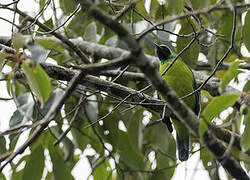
[0,70,84,172]
[180,6,237,100]
[34,5,81,35]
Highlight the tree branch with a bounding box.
[76,1,249,179]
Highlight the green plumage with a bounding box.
[155,43,200,161]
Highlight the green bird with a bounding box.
[154,43,200,161]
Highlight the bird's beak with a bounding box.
[153,42,161,48]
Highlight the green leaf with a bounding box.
[22,145,45,180]
[98,108,119,149]
[36,39,65,54]
[150,153,176,180]
[199,118,208,141]
[9,110,24,128]
[190,0,210,9]
[200,148,220,180]
[207,42,218,68]
[50,126,75,161]
[166,0,184,15]
[220,61,241,91]
[26,43,50,64]
[12,33,26,51]
[84,22,97,43]
[37,18,53,33]
[126,109,143,154]
[219,11,233,41]
[64,96,89,151]
[200,94,240,137]
[93,160,111,180]
[39,0,46,9]
[243,10,250,52]
[36,39,70,65]
[117,130,144,169]
[149,0,160,19]
[60,0,77,15]
[243,80,250,92]
[0,136,6,155]
[48,138,73,180]
[144,122,176,158]
[85,98,98,123]
[135,0,150,19]
[0,52,7,70]
[99,27,115,45]
[9,93,34,127]
[157,22,176,43]
[11,169,24,180]
[11,156,29,180]
[0,173,6,180]
[176,19,200,68]
[22,62,51,107]
[202,94,239,123]
[33,89,64,121]
[155,3,167,20]
[241,107,250,151]
[66,11,92,37]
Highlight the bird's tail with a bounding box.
[176,135,189,161]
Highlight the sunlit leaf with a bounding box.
[200,94,240,137]
[22,145,45,180]
[22,62,51,107]
[202,94,239,123]
[93,160,111,180]
[243,10,250,52]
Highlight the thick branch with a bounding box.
[203,131,249,180]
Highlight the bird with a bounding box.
[154,43,200,161]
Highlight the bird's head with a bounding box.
[154,43,174,62]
